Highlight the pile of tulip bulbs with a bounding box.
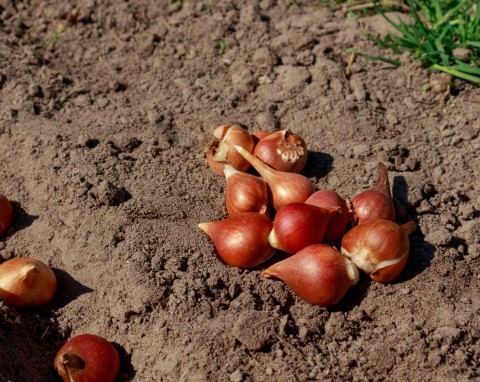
[0,194,120,382]
[199,125,416,307]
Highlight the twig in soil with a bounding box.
[40,325,50,340]
[345,50,357,76]
[44,13,78,48]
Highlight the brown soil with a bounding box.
[1,1,479,381]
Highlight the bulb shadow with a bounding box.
[1,201,39,238]
[48,268,94,309]
[113,341,136,381]
[392,175,435,282]
[302,151,334,179]
[328,277,371,313]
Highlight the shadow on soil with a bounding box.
[114,342,137,381]
[303,151,334,179]
[6,201,39,236]
[392,175,435,282]
[49,268,94,309]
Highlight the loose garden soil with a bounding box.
[0,1,479,381]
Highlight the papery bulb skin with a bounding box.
[224,165,269,216]
[234,145,314,210]
[306,190,349,242]
[253,130,307,173]
[0,257,57,308]
[341,220,416,283]
[198,212,275,268]
[269,203,341,254]
[262,244,359,306]
[349,162,395,226]
[205,125,255,175]
[0,194,13,237]
[54,334,120,382]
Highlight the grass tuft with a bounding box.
[358,0,480,84]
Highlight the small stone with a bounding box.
[28,84,43,98]
[88,181,130,207]
[456,221,480,245]
[385,112,398,126]
[349,74,367,101]
[275,66,311,93]
[257,75,272,85]
[231,68,255,95]
[252,47,278,68]
[352,143,370,158]
[232,310,276,350]
[466,244,480,260]
[230,369,244,382]
[255,111,278,131]
[432,326,462,345]
[113,136,142,153]
[452,48,472,62]
[1,250,14,260]
[425,228,452,247]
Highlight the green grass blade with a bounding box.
[366,0,480,84]
[408,0,430,37]
[434,64,480,84]
[434,38,450,66]
[463,41,480,49]
[436,1,470,29]
[452,62,480,75]
[351,50,402,66]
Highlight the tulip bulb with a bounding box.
[341,219,416,283]
[262,244,359,306]
[205,125,255,175]
[269,203,341,254]
[305,190,349,242]
[252,130,273,144]
[54,334,120,382]
[349,162,395,226]
[0,194,13,237]
[0,257,57,307]
[198,212,275,268]
[224,165,269,216]
[234,145,314,210]
[253,130,307,173]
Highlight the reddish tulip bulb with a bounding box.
[0,257,57,308]
[0,194,13,237]
[252,130,273,144]
[253,130,308,173]
[305,190,349,242]
[269,203,341,254]
[54,334,120,382]
[262,244,359,306]
[349,162,395,226]
[198,212,276,268]
[341,219,416,283]
[205,125,255,175]
[224,165,269,216]
[234,145,314,210]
